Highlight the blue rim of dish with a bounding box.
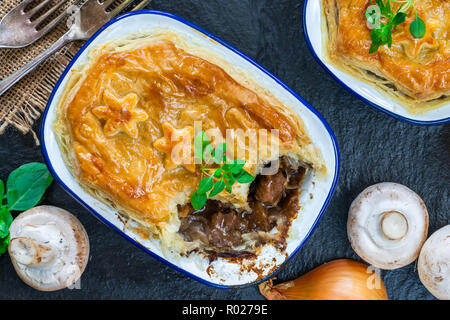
[302,0,450,126]
[40,9,340,289]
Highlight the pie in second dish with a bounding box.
[322,0,450,114]
[54,30,326,260]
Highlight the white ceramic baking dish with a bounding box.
[303,0,450,125]
[41,10,340,287]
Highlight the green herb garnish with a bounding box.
[410,15,426,38]
[365,0,426,53]
[0,163,53,255]
[190,131,254,210]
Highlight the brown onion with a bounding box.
[259,259,388,300]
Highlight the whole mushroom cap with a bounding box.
[347,183,428,270]
[418,225,450,300]
[8,205,89,291]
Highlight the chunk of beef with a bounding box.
[179,215,210,245]
[269,189,301,220]
[280,156,307,189]
[248,201,271,232]
[254,170,286,206]
[286,166,306,189]
[208,212,243,248]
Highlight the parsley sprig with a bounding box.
[0,163,53,255]
[366,0,426,53]
[190,131,254,210]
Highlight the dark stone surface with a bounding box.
[0,0,448,300]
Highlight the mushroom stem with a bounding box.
[380,211,409,240]
[9,237,56,267]
[347,183,428,270]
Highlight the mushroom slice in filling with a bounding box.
[178,156,307,253]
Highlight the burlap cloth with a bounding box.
[0,1,88,143]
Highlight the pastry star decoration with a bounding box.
[153,122,196,172]
[92,89,148,139]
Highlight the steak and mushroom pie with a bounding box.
[54,31,326,258]
[323,0,450,114]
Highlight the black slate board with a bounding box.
[0,0,448,300]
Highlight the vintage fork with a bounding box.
[0,0,83,48]
[0,0,151,97]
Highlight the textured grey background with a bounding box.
[0,0,448,300]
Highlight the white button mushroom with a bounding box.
[8,205,89,291]
[347,182,428,270]
[418,225,450,300]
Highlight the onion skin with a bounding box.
[259,259,388,300]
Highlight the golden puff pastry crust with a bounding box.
[323,0,450,114]
[54,30,325,250]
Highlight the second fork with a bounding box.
[0,0,151,96]
[0,0,82,48]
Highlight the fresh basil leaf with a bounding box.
[235,171,255,184]
[410,16,426,38]
[7,163,53,211]
[383,0,391,16]
[228,160,245,175]
[392,12,406,26]
[369,28,383,53]
[367,0,414,53]
[197,176,214,194]
[213,143,227,164]
[221,163,231,172]
[224,179,233,193]
[194,131,210,160]
[375,0,391,17]
[374,0,385,14]
[209,179,225,197]
[191,191,207,210]
[225,173,235,186]
[222,171,236,193]
[369,24,394,53]
[381,26,392,43]
[386,30,393,47]
[0,207,12,239]
[213,168,223,178]
[369,42,380,54]
[371,28,383,44]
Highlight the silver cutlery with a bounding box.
[0,0,151,97]
[0,0,82,48]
